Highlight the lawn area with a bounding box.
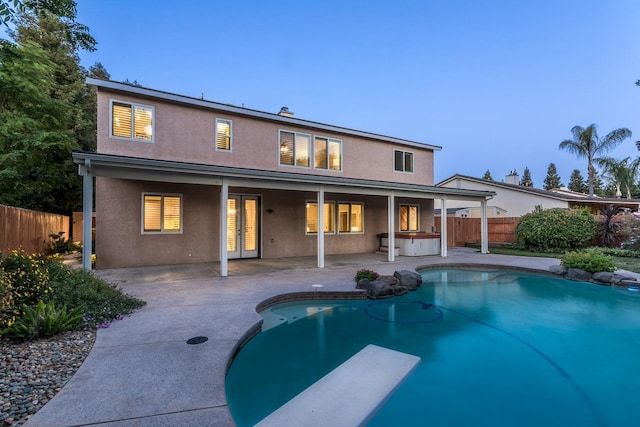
[487,247,640,274]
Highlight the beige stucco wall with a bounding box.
[95,178,219,268]
[436,179,568,217]
[95,178,439,268]
[97,90,435,185]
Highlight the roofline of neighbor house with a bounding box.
[437,174,640,205]
[73,152,494,201]
[86,78,442,152]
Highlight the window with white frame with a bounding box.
[279,130,310,167]
[111,100,154,141]
[338,202,363,233]
[400,204,419,232]
[314,137,342,171]
[394,149,414,173]
[305,201,335,234]
[142,194,182,233]
[216,118,232,151]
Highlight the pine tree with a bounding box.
[520,167,534,187]
[543,163,562,190]
[482,170,493,180]
[568,169,587,193]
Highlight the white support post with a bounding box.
[317,187,325,268]
[481,198,489,254]
[81,159,93,271]
[388,193,395,262]
[220,181,229,277]
[440,197,448,257]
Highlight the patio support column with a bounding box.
[81,159,93,271]
[387,192,395,262]
[317,186,325,268]
[480,198,489,254]
[220,181,229,277]
[440,197,448,257]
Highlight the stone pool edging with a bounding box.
[549,265,640,288]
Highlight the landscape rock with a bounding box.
[591,272,614,286]
[564,268,592,282]
[549,265,567,276]
[393,270,423,291]
[364,275,408,299]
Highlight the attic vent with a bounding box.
[278,106,294,118]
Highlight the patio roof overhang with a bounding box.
[72,152,496,202]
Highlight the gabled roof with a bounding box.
[437,174,640,207]
[86,78,442,152]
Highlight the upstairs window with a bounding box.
[216,118,232,151]
[314,137,342,171]
[111,101,154,142]
[400,204,419,232]
[142,194,182,233]
[280,130,310,167]
[338,202,364,233]
[305,201,335,234]
[394,149,414,173]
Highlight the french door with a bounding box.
[227,195,259,259]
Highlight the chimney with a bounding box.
[505,170,519,185]
[278,106,294,118]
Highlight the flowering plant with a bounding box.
[355,269,379,282]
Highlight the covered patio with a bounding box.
[74,152,496,275]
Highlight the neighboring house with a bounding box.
[436,174,640,217]
[74,79,495,274]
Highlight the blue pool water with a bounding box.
[225,269,640,426]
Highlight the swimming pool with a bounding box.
[225,268,640,426]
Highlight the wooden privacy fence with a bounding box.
[0,204,70,254]
[434,217,519,247]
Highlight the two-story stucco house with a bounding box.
[74,79,494,275]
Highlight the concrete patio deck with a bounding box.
[24,249,624,426]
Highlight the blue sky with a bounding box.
[73,0,639,184]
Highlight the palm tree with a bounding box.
[596,156,640,198]
[559,124,632,197]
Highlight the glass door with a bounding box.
[227,195,259,259]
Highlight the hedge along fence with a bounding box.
[0,204,70,254]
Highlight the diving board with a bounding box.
[255,344,421,427]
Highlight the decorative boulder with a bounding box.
[549,264,567,276]
[564,268,592,282]
[611,274,638,287]
[356,278,371,291]
[591,272,614,286]
[364,275,408,299]
[393,270,423,291]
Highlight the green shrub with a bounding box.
[560,250,616,273]
[46,261,145,329]
[0,300,83,341]
[0,250,52,329]
[515,207,597,251]
[585,246,640,258]
[355,268,379,282]
[0,252,145,331]
[47,231,80,254]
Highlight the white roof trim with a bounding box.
[74,152,494,201]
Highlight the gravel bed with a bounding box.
[0,330,96,427]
